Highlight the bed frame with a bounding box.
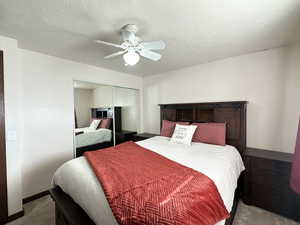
[50,101,248,225]
[75,141,114,157]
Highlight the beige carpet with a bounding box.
[6,195,300,225]
[6,196,55,225]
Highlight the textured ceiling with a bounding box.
[0,0,300,76]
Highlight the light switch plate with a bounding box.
[7,130,17,141]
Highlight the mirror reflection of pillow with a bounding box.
[99,118,112,129]
[170,124,197,145]
[89,119,101,130]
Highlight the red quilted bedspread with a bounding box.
[84,141,229,225]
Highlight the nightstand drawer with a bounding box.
[132,136,146,142]
[115,130,137,144]
[250,157,291,177]
[250,183,292,216]
[249,167,290,187]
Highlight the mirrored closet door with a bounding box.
[113,86,140,145]
[73,80,140,158]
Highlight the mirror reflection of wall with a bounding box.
[113,87,140,132]
[93,85,113,108]
[113,87,140,145]
[74,88,93,128]
[73,81,140,157]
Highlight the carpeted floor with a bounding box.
[6,195,300,225]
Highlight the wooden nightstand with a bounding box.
[115,130,137,145]
[132,133,158,142]
[243,147,300,222]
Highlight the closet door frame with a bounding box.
[0,50,8,223]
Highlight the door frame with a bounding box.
[0,50,8,223]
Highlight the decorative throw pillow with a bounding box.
[91,118,102,129]
[192,123,226,146]
[160,120,190,137]
[170,124,197,145]
[99,118,112,129]
[89,119,101,130]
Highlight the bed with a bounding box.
[75,119,114,157]
[75,128,112,149]
[51,101,248,225]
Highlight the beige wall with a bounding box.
[113,87,140,132]
[92,85,113,108]
[20,49,142,202]
[74,88,93,128]
[0,36,23,216]
[280,46,300,154]
[143,45,300,153]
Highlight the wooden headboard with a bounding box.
[159,101,248,157]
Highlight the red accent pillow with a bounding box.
[160,120,190,137]
[192,123,226,146]
[100,118,112,129]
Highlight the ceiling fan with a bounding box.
[95,24,166,66]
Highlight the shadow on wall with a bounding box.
[22,151,72,198]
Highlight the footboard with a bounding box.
[50,186,95,225]
[50,183,240,225]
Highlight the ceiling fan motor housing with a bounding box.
[121,24,139,34]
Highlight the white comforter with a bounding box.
[53,136,245,225]
[75,128,112,148]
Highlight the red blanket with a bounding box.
[85,141,229,225]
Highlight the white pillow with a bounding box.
[170,124,197,145]
[89,119,101,130]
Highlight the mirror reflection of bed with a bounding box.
[74,107,115,157]
[73,81,139,157]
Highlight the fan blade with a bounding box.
[138,49,162,61]
[121,30,135,43]
[140,40,166,50]
[94,40,124,49]
[104,50,127,59]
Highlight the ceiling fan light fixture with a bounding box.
[123,50,140,66]
[96,24,165,64]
